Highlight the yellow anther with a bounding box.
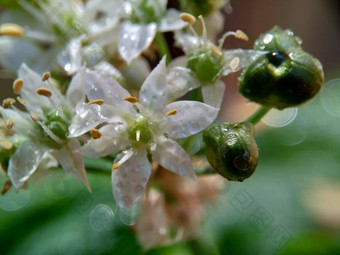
[90,129,102,139]
[180,13,196,25]
[209,43,223,57]
[1,180,12,195]
[17,96,27,105]
[112,163,120,170]
[88,99,104,105]
[0,141,13,150]
[235,30,249,41]
[2,98,16,108]
[13,79,23,95]
[0,23,25,37]
[124,96,138,103]
[6,119,15,129]
[36,88,52,98]
[230,57,240,70]
[166,109,178,116]
[31,114,39,122]
[41,72,51,81]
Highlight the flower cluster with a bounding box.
[0,0,323,248]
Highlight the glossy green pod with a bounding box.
[202,122,258,182]
[238,26,324,110]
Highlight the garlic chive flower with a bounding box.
[169,15,267,108]
[70,57,219,208]
[0,64,93,190]
[118,0,187,63]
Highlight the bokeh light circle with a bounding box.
[262,108,298,127]
[88,204,115,232]
[321,79,340,116]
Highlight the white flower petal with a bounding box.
[8,141,49,190]
[174,31,200,54]
[166,66,199,100]
[0,37,42,73]
[57,37,84,75]
[68,102,112,137]
[112,149,151,208]
[163,100,219,138]
[56,139,90,191]
[18,63,65,117]
[0,107,37,137]
[94,61,124,83]
[158,9,187,32]
[121,57,150,90]
[118,21,157,64]
[152,136,195,178]
[201,80,225,108]
[80,123,129,158]
[83,70,135,114]
[82,0,123,35]
[221,49,268,76]
[66,68,86,108]
[139,57,167,111]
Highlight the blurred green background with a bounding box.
[1,0,340,254]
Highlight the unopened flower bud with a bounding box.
[238,26,324,109]
[202,122,258,182]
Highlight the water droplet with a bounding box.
[263,33,273,44]
[321,79,340,117]
[262,108,298,127]
[118,202,140,225]
[88,204,115,232]
[118,196,132,208]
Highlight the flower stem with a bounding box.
[154,32,172,64]
[83,157,112,173]
[246,105,272,125]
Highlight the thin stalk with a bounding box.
[246,105,272,125]
[154,32,172,64]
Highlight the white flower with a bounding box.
[118,0,187,63]
[0,0,128,73]
[69,57,219,208]
[168,15,267,108]
[0,64,92,190]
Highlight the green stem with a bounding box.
[83,157,112,173]
[154,32,172,64]
[246,105,272,125]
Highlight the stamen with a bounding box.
[90,129,102,139]
[88,99,104,105]
[230,57,240,70]
[2,98,16,108]
[17,96,27,105]
[235,30,249,41]
[0,23,24,37]
[218,30,249,49]
[36,88,52,98]
[198,15,207,45]
[166,109,178,116]
[0,141,13,150]
[112,163,120,170]
[13,79,23,95]
[124,96,138,103]
[31,114,39,122]
[6,119,15,129]
[1,180,12,195]
[180,13,196,25]
[41,72,51,81]
[209,44,223,57]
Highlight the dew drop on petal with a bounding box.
[88,204,115,232]
[321,79,340,117]
[262,108,298,127]
[118,202,140,226]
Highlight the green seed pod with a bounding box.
[238,26,324,110]
[202,122,258,182]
